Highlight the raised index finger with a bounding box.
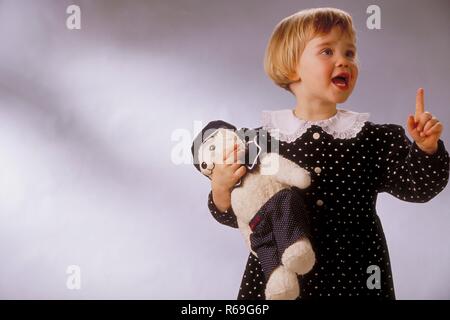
[415,88,425,122]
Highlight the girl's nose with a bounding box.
[335,52,351,67]
[335,57,349,68]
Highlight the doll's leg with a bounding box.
[269,189,316,275]
[282,238,315,275]
[264,265,299,300]
[250,189,312,300]
[249,207,300,300]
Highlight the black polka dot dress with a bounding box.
[207,109,450,300]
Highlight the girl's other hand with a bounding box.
[407,88,443,155]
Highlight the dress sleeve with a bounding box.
[207,191,238,228]
[376,124,450,202]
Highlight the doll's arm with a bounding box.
[260,153,311,189]
[376,124,449,202]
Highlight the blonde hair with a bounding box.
[264,8,357,93]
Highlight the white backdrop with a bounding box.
[0,0,449,299]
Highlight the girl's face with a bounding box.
[294,27,358,104]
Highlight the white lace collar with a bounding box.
[261,108,370,142]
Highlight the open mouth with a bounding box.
[331,72,350,90]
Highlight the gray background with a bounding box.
[0,0,449,299]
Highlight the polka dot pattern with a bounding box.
[208,192,238,228]
[207,121,450,300]
[249,188,310,281]
[375,124,449,201]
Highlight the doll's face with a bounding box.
[197,128,245,177]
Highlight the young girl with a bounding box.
[207,8,449,299]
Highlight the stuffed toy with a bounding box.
[192,120,316,300]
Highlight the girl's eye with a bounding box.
[346,50,355,58]
[321,48,333,56]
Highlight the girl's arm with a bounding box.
[207,143,246,229]
[207,191,238,228]
[377,89,449,201]
[206,126,265,228]
[376,123,449,202]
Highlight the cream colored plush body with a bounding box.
[197,128,316,300]
[231,153,315,300]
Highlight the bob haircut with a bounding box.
[264,8,357,93]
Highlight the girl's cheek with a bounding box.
[353,69,359,83]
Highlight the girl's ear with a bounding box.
[287,73,301,92]
[288,69,301,85]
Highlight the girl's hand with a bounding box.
[212,143,247,190]
[211,144,247,212]
[406,88,443,155]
